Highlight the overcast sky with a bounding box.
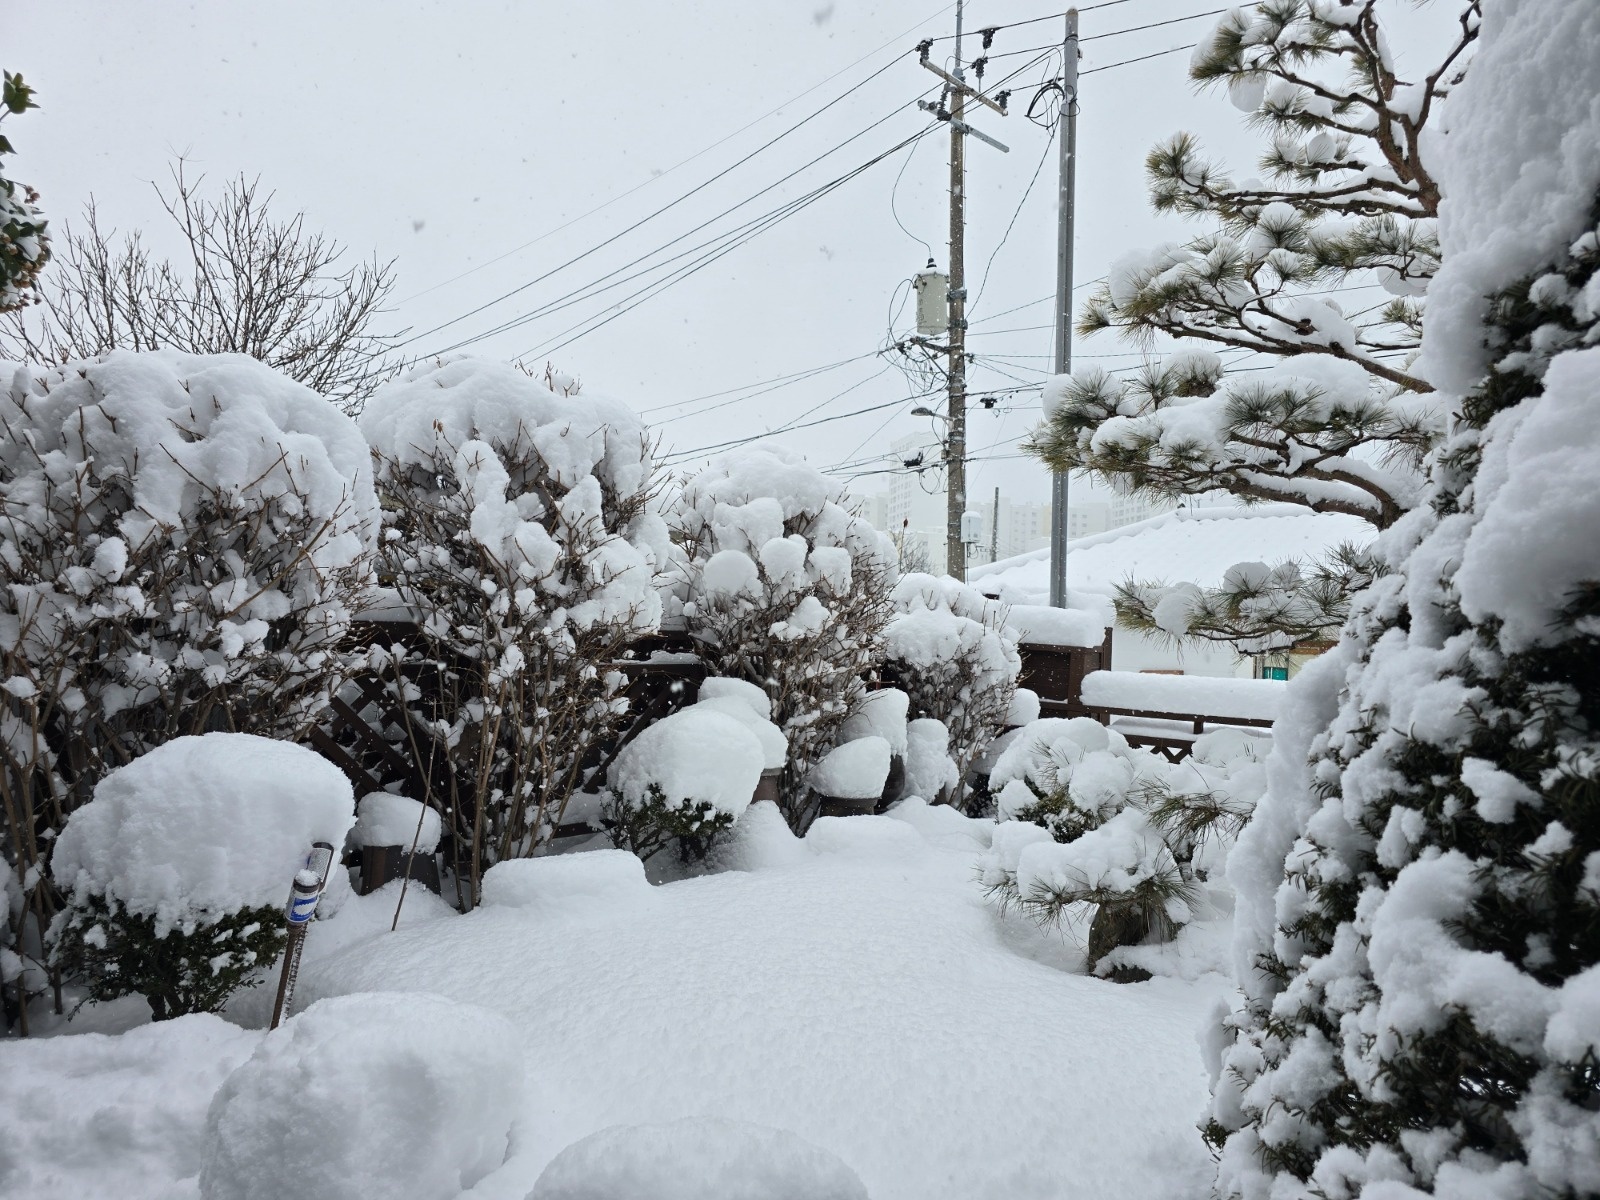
[10,0,1444,503]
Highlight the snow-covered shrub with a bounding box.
[882,573,1020,809]
[362,359,666,897]
[0,350,376,974]
[606,705,764,864]
[670,444,895,829]
[983,717,1264,978]
[901,716,958,804]
[531,1117,869,1200]
[50,734,356,1019]
[200,992,523,1200]
[1206,6,1600,1193]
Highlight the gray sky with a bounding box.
[9,0,1442,502]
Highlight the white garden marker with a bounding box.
[269,841,336,1030]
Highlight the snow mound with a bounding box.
[52,734,356,935]
[200,992,523,1200]
[529,1117,869,1200]
[608,706,764,820]
[480,850,654,914]
[352,792,441,852]
[1007,688,1040,727]
[808,736,891,801]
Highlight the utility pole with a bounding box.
[990,486,1000,564]
[917,1,1008,582]
[1048,9,1080,608]
[947,49,969,582]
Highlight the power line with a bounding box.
[512,125,945,364]
[403,54,921,351]
[396,4,958,305]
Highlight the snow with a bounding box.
[692,693,788,772]
[1005,601,1111,649]
[199,992,524,1200]
[837,688,909,757]
[352,792,441,852]
[1454,347,1600,651]
[0,1013,262,1200]
[1081,670,1286,721]
[1418,0,1600,398]
[696,676,772,721]
[1007,687,1041,727]
[807,736,890,801]
[479,851,655,916]
[51,734,356,935]
[607,706,764,821]
[969,504,1370,607]
[529,1118,869,1200]
[293,810,1227,1200]
[900,717,958,802]
[2,350,377,557]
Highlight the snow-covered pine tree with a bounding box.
[1026,2,1480,656]
[1032,0,1485,507]
[1207,4,1600,1195]
[0,72,49,313]
[1112,542,1382,657]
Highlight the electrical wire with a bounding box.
[402,53,923,351]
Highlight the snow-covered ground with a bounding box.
[0,802,1230,1200]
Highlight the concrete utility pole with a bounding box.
[1048,9,1080,609]
[990,485,1000,563]
[917,0,1008,582]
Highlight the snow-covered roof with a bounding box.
[968,504,1371,604]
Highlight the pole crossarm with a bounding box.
[919,51,1011,115]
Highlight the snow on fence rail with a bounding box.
[1080,671,1286,723]
[1080,670,1281,763]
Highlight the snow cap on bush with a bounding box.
[609,706,764,822]
[52,733,356,936]
[901,717,959,803]
[200,992,523,1200]
[808,736,891,801]
[2,349,377,559]
[693,681,787,771]
[838,688,910,758]
[990,717,1164,830]
[362,357,665,635]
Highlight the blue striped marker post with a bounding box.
[270,842,337,1030]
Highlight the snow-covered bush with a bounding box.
[362,359,666,897]
[1206,6,1600,1194]
[901,717,958,805]
[883,573,1020,809]
[606,705,765,864]
[983,717,1265,978]
[50,734,356,1019]
[670,444,895,829]
[0,350,376,979]
[531,1117,869,1200]
[200,992,523,1200]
